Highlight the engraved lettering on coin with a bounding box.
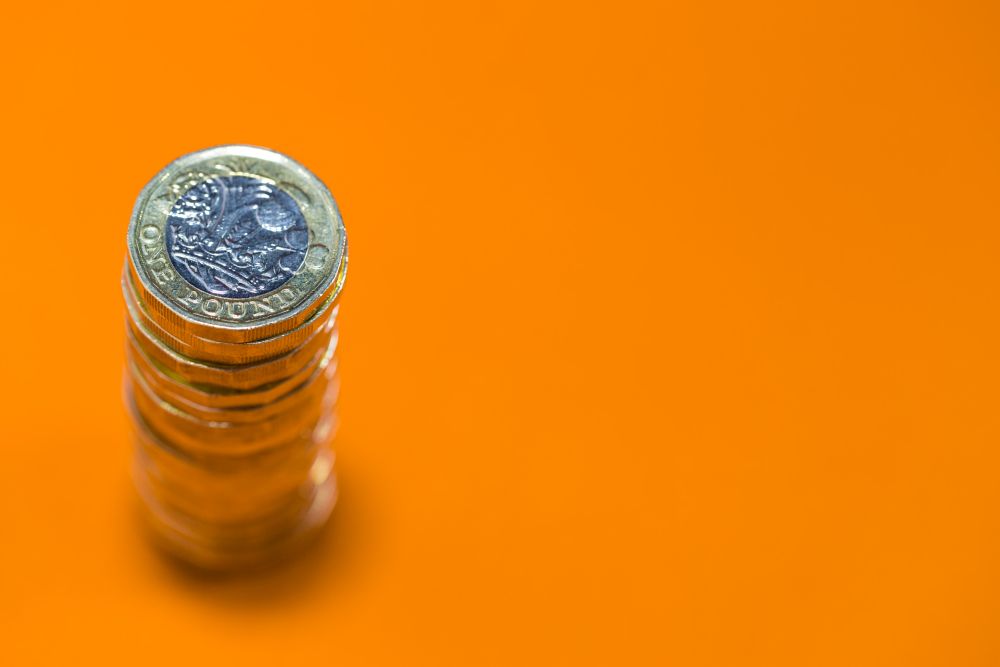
[165,176,309,298]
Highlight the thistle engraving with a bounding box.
[165,176,308,298]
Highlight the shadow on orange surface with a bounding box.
[139,453,375,610]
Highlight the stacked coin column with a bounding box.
[122,146,348,570]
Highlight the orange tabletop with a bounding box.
[1,2,999,665]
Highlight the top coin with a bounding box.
[128,146,347,343]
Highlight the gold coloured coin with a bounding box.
[122,256,345,364]
[126,312,336,390]
[125,327,339,408]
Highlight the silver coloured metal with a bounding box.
[166,175,309,298]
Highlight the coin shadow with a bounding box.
[143,461,368,610]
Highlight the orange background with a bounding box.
[2,1,999,664]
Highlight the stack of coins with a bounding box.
[123,146,348,570]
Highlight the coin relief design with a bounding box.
[165,176,309,298]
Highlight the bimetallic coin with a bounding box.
[126,312,337,390]
[127,145,347,343]
[125,329,339,409]
[124,145,347,571]
[134,437,331,525]
[122,268,341,366]
[127,345,338,421]
[134,456,337,569]
[122,257,345,364]
[128,374,338,456]
[128,357,338,429]
[130,412,336,534]
[128,356,339,444]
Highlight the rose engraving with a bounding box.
[165,176,308,297]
